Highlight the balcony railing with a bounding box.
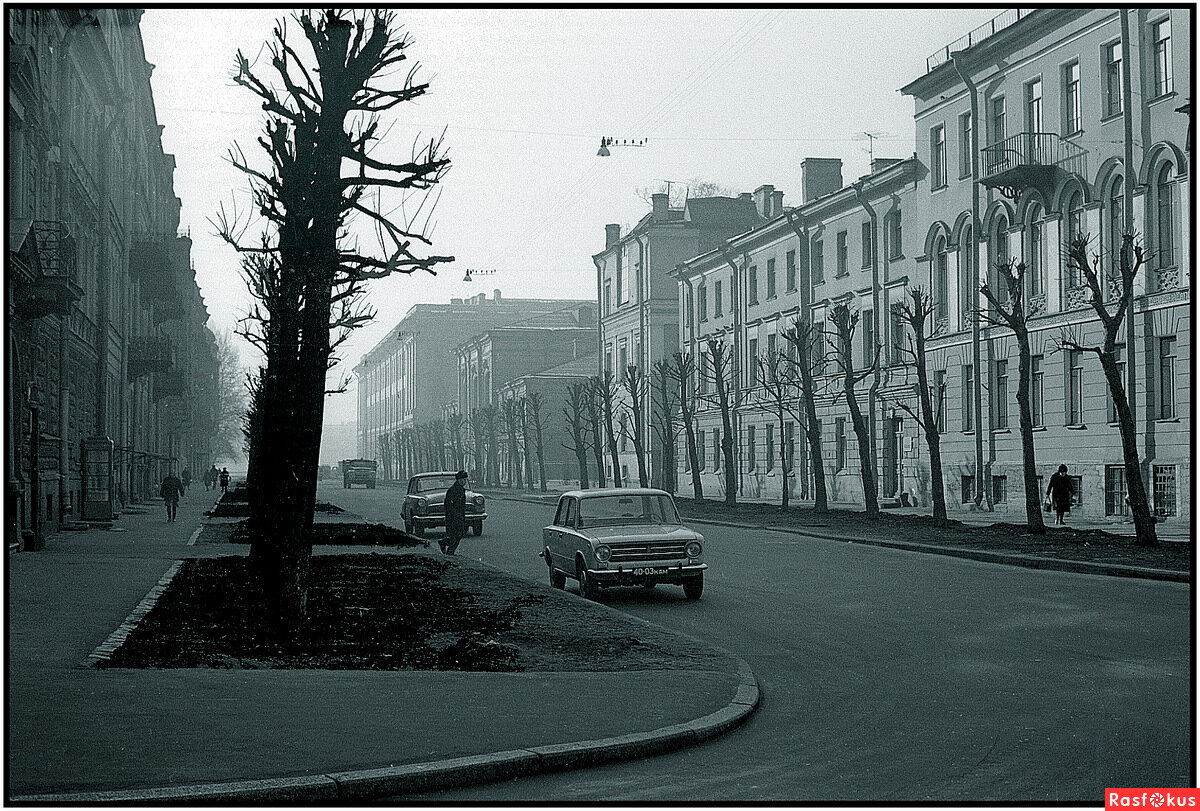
[128,336,173,380]
[926,9,1036,73]
[982,132,1087,180]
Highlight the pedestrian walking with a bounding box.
[160,470,184,523]
[180,468,192,497]
[205,465,219,492]
[439,470,469,556]
[219,467,231,495]
[1046,464,1075,526]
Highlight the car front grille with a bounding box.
[608,541,687,563]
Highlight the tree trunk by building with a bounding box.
[829,305,878,519]
[563,382,591,489]
[527,392,548,492]
[784,318,828,513]
[593,374,622,488]
[667,353,703,501]
[703,337,740,506]
[650,360,679,495]
[622,365,650,487]
[584,378,607,488]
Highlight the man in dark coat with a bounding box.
[160,470,184,523]
[1046,464,1075,525]
[440,470,469,555]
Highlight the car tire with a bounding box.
[403,517,413,534]
[683,574,704,600]
[546,551,566,589]
[576,559,599,601]
[414,525,425,538]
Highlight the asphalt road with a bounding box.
[324,482,1192,803]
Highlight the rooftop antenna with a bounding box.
[859,131,887,164]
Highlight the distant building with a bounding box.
[353,290,591,471]
[7,9,217,546]
[593,191,763,487]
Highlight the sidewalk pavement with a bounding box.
[6,491,758,803]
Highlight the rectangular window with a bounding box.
[785,421,795,468]
[766,332,777,365]
[889,305,905,366]
[1031,355,1044,428]
[1103,42,1123,117]
[1025,77,1043,133]
[1062,62,1081,134]
[698,283,708,322]
[861,221,872,268]
[1154,465,1177,517]
[697,430,706,470]
[887,210,903,259]
[766,258,776,298]
[714,280,723,317]
[699,353,709,395]
[713,429,722,470]
[748,338,759,386]
[990,96,1006,145]
[1108,343,1126,423]
[963,364,974,430]
[766,424,775,472]
[1069,475,1083,507]
[1067,349,1085,425]
[604,282,612,315]
[786,250,797,291]
[749,266,759,305]
[1105,465,1129,516]
[961,474,975,504]
[861,311,874,368]
[835,417,846,471]
[812,239,825,284]
[616,253,625,304]
[991,475,1008,504]
[1153,18,1173,97]
[992,359,1009,429]
[1159,336,1177,418]
[686,287,694,329]
[930,124,947,189]
[959,111,973,178]
[934,370,947,433]
[747,425,757,470]
[836,231,848,276]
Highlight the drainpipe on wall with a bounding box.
[852,181,882,495]
[638,234,652,485]
[716,241,743,496]
[950,50,990,510]
[1119,10,1138,436]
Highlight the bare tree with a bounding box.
[562,382,592,489]
[377,432,392,482]
[783,317,829,512]
[518,397,536,492]
[700,337,743,505]
[591,374,623,488]
[445,412,465,472]
[755,348,805,511]
[979,261,1046,534]
[392,428,405,480]
[212,330,248,463]
[500,398,523,488]
[621,365,650,487]
[1063,234,1157,546]
[650,359,681,495]
[666,352,703,500]
[828,304,879,518]
[214,11,451,635]
[526,393,550,492]
[889,288,948,527]
[583,378,607,488]
[481,405,502,487]
[467,409,486,481]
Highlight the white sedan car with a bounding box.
[542,488,707,600]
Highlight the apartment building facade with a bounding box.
[903,7,1190,522]
[7,9,218,546]
[594,191,763,486]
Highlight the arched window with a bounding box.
[958,224,973,329]
[1026,203,1044,299]
[1156,163,1175,269]
[1063,189,1084,287]
[1107,175,1125,263]
[990,214,1011,308]
[933,236,949,324]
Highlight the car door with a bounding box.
[547,497,577,573]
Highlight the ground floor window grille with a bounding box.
[991,475,1007,504]
[1154,465,1177,517]
[1069,475,1083,507]
[1105,466,1128,516]
[961,474,975,504]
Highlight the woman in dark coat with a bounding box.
[1046,464,1075,525]
[440,470,469,555]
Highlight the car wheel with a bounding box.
[683,574,704,600]
[576,559,599,601]
[414,525,425,538]
[403,517,413,534]
[546,551,566,589]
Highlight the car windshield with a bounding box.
[413,476,458,493]
[576,494,680,528]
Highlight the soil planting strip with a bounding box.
[82,560,184,668]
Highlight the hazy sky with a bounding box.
[139,7,1000,425]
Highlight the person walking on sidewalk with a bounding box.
[440,470,469,556]
[180,468,192,497]
[1046,464,1075,526]
[160,470,184,523]
[204,465,218,492]
[219,467,231,495]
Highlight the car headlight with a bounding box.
[595,545,612,563]
[473,495,485,508]
[415,498,427,515]
[685,541,702,559]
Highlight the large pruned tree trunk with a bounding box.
[563,382,591,489]
[583,377,607,488]
[650,360,680,495]
[527,393,549,492]
[622,365,650,487]
[666,353,703,501]
[829,304,879,519]
[756,350,804,511]
[702,337,740,506]
[594,374,623,488]
[784,318,828,512]
[218,10,451,636]
[1064,234,1157,545]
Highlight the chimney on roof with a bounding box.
[493,289,502,302]
[739,192,753,203]
[770,190,785,217]
[651,193,670,221]
[801,158,844,203]
[871,157,904,174]
[451,298,463,304]
[752,185,775,219]
[605,223,621,249]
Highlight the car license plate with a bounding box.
[633,567,669,576]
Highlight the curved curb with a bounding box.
[13,667,758,804]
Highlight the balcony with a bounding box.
[10,220,83,318]
[153,370,187,401]
[128,336,173,380]
[926,9,1035,73]
[129,236,171,282]
[981,133,1087,201]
